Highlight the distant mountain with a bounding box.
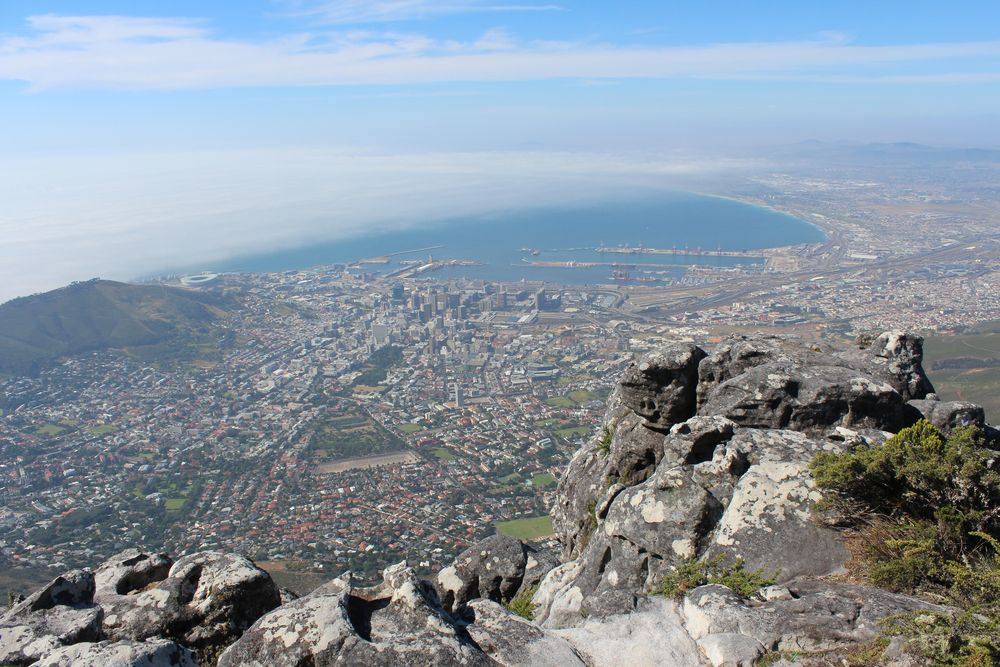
[765,140,1000,164]
[0,279,231,376]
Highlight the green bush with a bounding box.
[652,554,776,598]
[504,584,538,620]
[810,420,1000,559]
[597,427,612,456]
[810,420,1000,665]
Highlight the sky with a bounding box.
[1,1,998,301]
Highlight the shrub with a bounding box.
[504,584,538,620]
[810,420,1000,559]
[652,554,776,598]
[810,421,1000,664]
[597,427,612,456]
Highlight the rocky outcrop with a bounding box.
[98,550,280,653]
[837,331,935,401]
[1,551,279,666]
[219,561,574,667]
[907,397,985,433]
[681,580,947,656]
[31,639,195,667]
[0,570,102,666]
[436,533,559,613]
[437,533,527,612]
[619,343,706,429]
[530,330,983,664]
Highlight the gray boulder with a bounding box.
[551,595,703,666]
[218,562,492,667]
[619,343,707,429]
[32,639,195,667]
[837,330,935,401]
[551,392,666,561]
[99,551,280,653]
[697,335,795,409]
[682,580,950,657]
[699,363,908,433]
[464,599,585,666]
[907,398,986,433]
[0,570,102,666]
[704,429,851,580]
[437,533,528,612]
[94,549,172,598]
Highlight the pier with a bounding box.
[596,244,762,258]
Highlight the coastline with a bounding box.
[151,192,826,283]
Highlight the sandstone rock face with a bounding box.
[1,550,280,665]
[845,330,935,401]
[93,549,172,598]
[100,550,281,653]
[538,331,963,633]
[220,562,494,667]
[682,580,949,658]
[464,599,585,666]
[619,344,707,429]
[437,533,528,612]
[551,391,668,561]
[31,639,195,667]
[907,398,986,433]
[0,570,102,666]
[552,595,703,666]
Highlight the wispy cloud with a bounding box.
[281,0,563,24]
[1,14,998,91]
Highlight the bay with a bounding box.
[194,192,823,285]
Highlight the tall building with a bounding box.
[371,323,390,347]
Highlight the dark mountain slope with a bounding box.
[0,279,230,376]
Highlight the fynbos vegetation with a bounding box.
[811,420,1000,665]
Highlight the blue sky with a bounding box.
[1,0,998,153]
[0,1,998,300]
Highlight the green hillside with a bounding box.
[0,279,231,376]
[923,320,1000,425]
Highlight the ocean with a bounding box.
[198,192,823,285]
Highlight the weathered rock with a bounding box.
[682,580,950,655]
[218,562,492,667]
[839,330,935,401]
[100,551,280,653]
[699,363,908,433]
[907,398,986,433]
[3,570,95,616]
[437,533,528,612]
[94,549,172,598]
[0,570,102,666]
[464,599,585,666]
[552,401,666,561]
[619,343,707,429]
[697,335,795,409]
[519,544,559,596]
[697,633,765,667]
[661,416,738,468]
[531,561,585,629]
[32,639,196,667]
[705,429,851,580]
[0,626,62,666]
[551,595,703,666]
